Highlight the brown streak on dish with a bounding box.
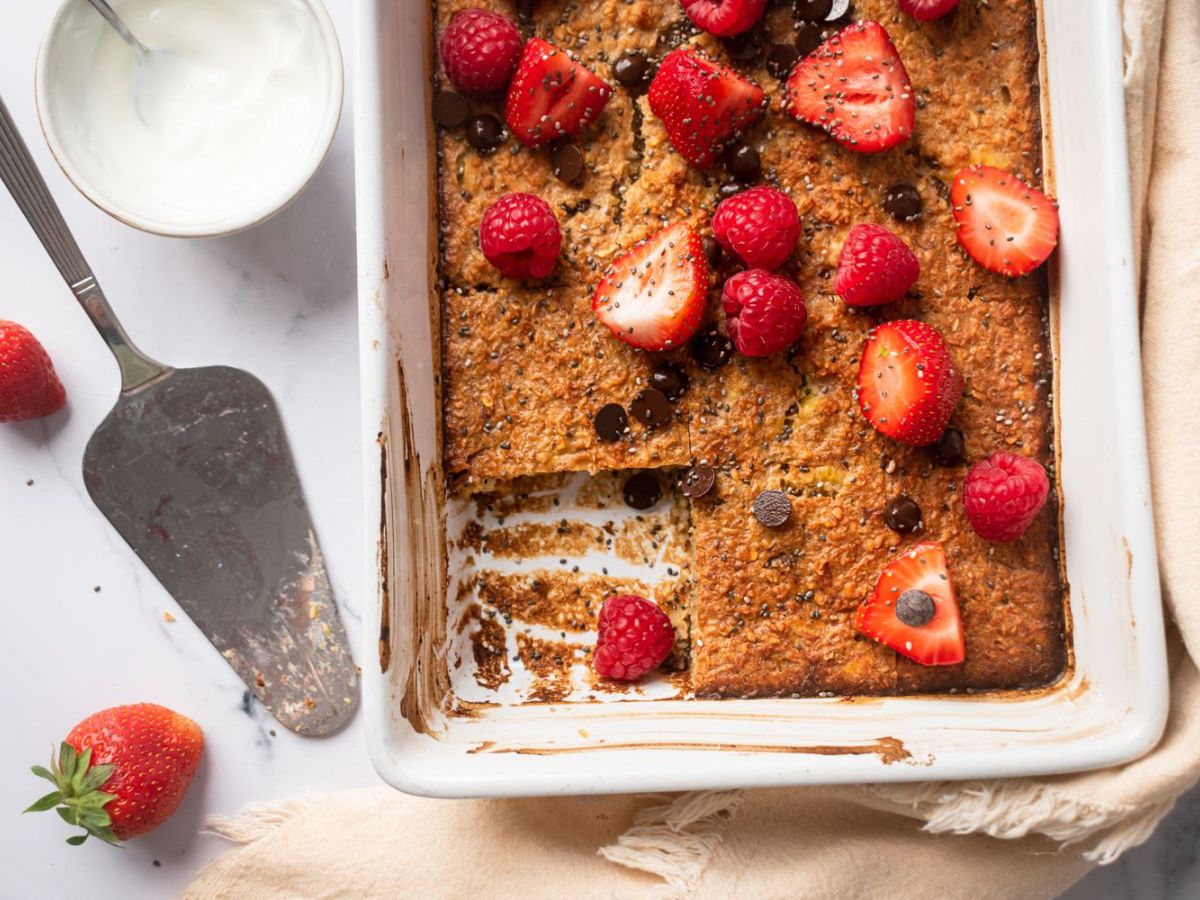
[481,736,912,765]
[377,429,391,675]
[397,358,452,736]
[1067,676,1091,702]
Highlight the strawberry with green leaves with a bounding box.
[26,703,203,845]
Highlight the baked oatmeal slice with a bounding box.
[443,285,694,485]
[691,467,898,697]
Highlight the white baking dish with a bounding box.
[355,0,1168,797]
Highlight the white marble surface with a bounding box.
[0,2,1196,898]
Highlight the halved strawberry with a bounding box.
[505,37,613,147]
[785,21,914,153]
[951,165,1059,277]
[855,319,963,446]
[592,222,709,351]
[855,541,965,667]
[648,49,765,170]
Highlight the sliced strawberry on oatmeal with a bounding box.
[592,222,709,351]
[951,165,1060,277]
[648,48,765,170]
[505,37,613,147]
[785,21,915,153]
[855,541,965,667]
[855,319,963,447]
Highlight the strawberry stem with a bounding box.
[25,742,121,847]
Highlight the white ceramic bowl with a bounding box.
[35,0,344,238]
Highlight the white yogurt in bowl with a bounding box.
[36,0,343,236]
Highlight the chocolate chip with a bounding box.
[702,235,724,268]
[594,403,628,442]
[826,0,853,25]
[795,0,833,21]
[630,388,672,429]
[895,589,935,627]
[722,32,761,63]
[883,495,923,534]
[551,143,585,185]
[753,490,792,527]
[432,91,469,129]
[724,141,762,183]
[650,364,690,402]
[623,472,662,510]
[766,43,800,80]
[680,465,716,499]
[795,21,824,56]
[613,51,652,93]
[933,427,967,466]
[465,114,506,152]
[690,326,734,369]
[884,183,923,222]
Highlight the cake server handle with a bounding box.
[0,94,166,391]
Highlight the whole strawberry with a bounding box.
[439,8,524,95]
[594,595,675,682]
[479,193,562,280]
[962,451,1050,542]
[722,269,807,357]
[0,321,66,422]
[835,223,920,306]
[26,704,203,845]
[711,186,801,270]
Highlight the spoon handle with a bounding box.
[85,0,150,55]
[0,95,165,391]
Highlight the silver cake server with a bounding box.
[0,95,358,735]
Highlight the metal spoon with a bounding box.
[85,0,150,56]
[0,95,359,736]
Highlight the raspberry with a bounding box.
[899,0,961,22]
[721,269,807,357]
[479,193,562,280]
[681,0,768,38]
[593,595,675,682]
[711,186,800,270]
[439,8,524,95]
[834,223,920,306]
[962,452,1050,543]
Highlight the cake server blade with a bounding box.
[0,95,358,735]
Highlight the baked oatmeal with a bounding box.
[433,0,1065,699]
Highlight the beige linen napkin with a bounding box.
[187,1,1200,896]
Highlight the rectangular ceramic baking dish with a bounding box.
[356,0,1169,797]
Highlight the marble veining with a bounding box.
[0,2,1195,897]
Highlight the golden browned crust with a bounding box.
[434,0,1064,696]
